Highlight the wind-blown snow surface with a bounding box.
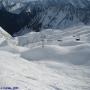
[0,26,90,90]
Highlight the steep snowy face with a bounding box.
[26,0,90,32]
[38,5,80,29]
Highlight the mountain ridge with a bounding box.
[0,0,90,36]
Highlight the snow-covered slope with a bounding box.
[1,49,90,90]
[16,25,90,46]
[0,26,90,90]
[0,27,11,39]
[37,6,81,29]
[0,26,12,46]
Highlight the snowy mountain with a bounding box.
[0,0,90,36]
[27,0,90,31]
[16,0,90,35]
[0,1,90,89]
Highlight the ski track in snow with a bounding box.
[0,26,90,90]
